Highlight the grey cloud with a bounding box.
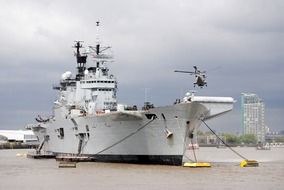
[0,0,283,131]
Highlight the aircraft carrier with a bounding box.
[30,24,234,165]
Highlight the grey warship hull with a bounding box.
[33,97,234,165]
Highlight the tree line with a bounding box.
[197,130,284,145]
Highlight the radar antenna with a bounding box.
[88,21,112,60]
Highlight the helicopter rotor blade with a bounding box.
[174,70,195,74]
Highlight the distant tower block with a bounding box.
[241,93,265,143]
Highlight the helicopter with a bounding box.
[174,66,207,88]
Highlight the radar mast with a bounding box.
[73,41,87,80]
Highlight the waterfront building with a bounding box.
[241,93,265,143]
[0,130,38,144]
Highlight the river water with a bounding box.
[0,147,283,190]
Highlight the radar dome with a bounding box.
[84,69,89,75]
[61,71,72,80]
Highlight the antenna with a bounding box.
[96,21,100,45]
[144,88,149,103]
[95,21,101,56]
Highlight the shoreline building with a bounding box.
[241,93,266,143]
[0,130,38,144]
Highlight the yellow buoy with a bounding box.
[183,162,211,168]
[240,160,259,167]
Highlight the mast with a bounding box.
[88,21,112,68]
[96,21,101,68]
[74,41,87,80]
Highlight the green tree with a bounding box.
[275,136,284,143]
[196,130,204,136]
[223,133,240,144]
[239,134,257,144]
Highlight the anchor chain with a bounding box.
[201,119,248,160]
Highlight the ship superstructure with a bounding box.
[54,35,117,113]
[30,24,235,165]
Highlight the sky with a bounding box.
[0,0,283,133]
